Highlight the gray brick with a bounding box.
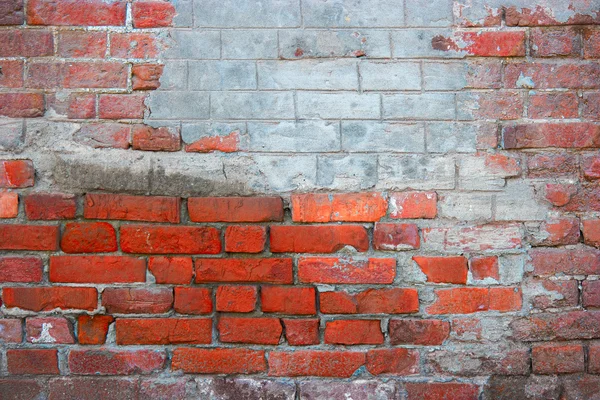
[299,380,397,400]
[458,154,519,191]
[495,180,549,221]
[378,154,455,190]
[392,29,464,58]
[258,60,358,90]
[438,192,493,220]
[303,0,404,27]
[172,0,193,27]
[247,121,340,152]
[317,154,378,190]
[146,92,209,120]
[0,119,23,151]
[195,378,296,400]
[360,60,421,90]
[342,121,425,152]
[405,0,453,26]
[383,93,455,120]
[427,122,477,153]
[211,92,294,119]
[163,30,220,59]
[159,61,187,91]
[279,29,391,59]
[188,61,256,91]
[193,0,300,27]
[181,122,245,144]
[423,62,467,90]
[297,92,380,119]
[222,30,278,59]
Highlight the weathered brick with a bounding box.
[583,219,600,247]
[529,278,579,310]
[505,62,600,89]
[0,224,58,250]
[61,222,117,253]
[27,62,128,89]
[0,29,53,57]
[426,346,530,376]
[0,257,42,282]
[132,1,175,28]
[85,193,179,223]
[28,0,127,26]
[413,256,468,284]
[424,224,523,252]
[590,345,600,373]
[172,348,266,374]
[389,319,450,345]
[530,248,600,276]
[271,225,369,253]
[121,225,221,254]
[0,93,45,118]
[528,92,579,119]
[504,123,600,149]
[583,280,600,308]
[584,28,600,58]
[4,287,97,311]
[531,27,581,57]
[405,382,480,400]
[224,225,266,253]
[291,193,387,222]
[299,380,396,399]
[389,191,437,219]
[7,349,58,375]
[0,0,24,25]
[99,94,146,119]
[116,318,212,345]
[325,319,383,345]
[366,348,419,376]
[148,257,193,284]
[196,258,293,284]
[532,344,584,374]
[58,31,107,58]
[0,320,22,343]
[268,350,365,377]
[0,192,18,218]
[102,287,172,314]
[78,315,113,345]
[69,349,166,375]
[24,193,76,220]
[261,286,316,315]
[584,92,600,120]
[189,197,283,222]
[0,160,34,188]
[110,33,160,59]
[132,125,180,152]
[373,223,420,251]
[218,317,282,345]
[132,64,163,90]
[139,379,188,400]
[48,377,138,399]
[47,92,96,119]
[428,287,521,315]
[457,91,524,120]
[470,256,499,281]
[511,311,600,341]
[26,317,74,343]
[321,288,418,314]
[216,285,257,313]
[50,255,146,283]
[75,123,131,149]
[283,319,319,346]
[173,287,212,314]
[298,257,395,284]
[528,152,578,178]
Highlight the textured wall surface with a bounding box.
[1,0,600,398]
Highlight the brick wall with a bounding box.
[1,0,600,398]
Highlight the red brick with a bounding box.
[132,125,181,151]
[505,63,600,89]
[283,319,319,346]
[427,288,489,315]
[532,218,581,246]
[584,28,600,58]
[0,257,42,282]
[63,62,129,88]
[3,287,97,311]
[188,197,283,222]
[7,349,58,375]
[0,160,34,188]
[389,319,450,345]
[469,256,499,280]
[48,377,138,399]
[139,379,187,400]
[583,155,600,180]
[590,345,600,373]
[413,256,468,284]
[504,123,600,149]
[271,225,369,253]
[0,192,18,218]
[132,64,163,90]
[0,29,53,57]
[489,287,522,312]
[320,288,418,314]
[583,280,600,308]
[544,183,578,207]
[298,257,395,284]
[584,92,600,120]
[61,222,117,253]
[268,351,365,377]
[460,31,526,57]
[172,348,266,374]
[584,220,600,247]
[25,62,62,88]
[531,27,581,57]
[291,192,387,222]
[261,286,316,315]
[225,225,266,253]
[530,248,600,276]
[389,191,437,219]
[58,31,107,58]
[0,320,22,343]
[116,318,212,345]
[527,153,578,178]
[132,1,176,28]
[174,287,212,314]
[510,311,600,341]
[68,349,166,375]
[148,257,193,284]
[528,92,579,119]
[0,0,24,25]
[110,33,159,58]
[121,225,221,254]
[24,193,76,220]
[470,91,524,120]
[99,94,146,119]
[47,92,96,119]
[405,382,480,400]
[78,315,114,345]
[216,285,257,312]
[26,317,74,344]
[532,344,584,374]
[0,224,58,250]
[50,255,146,283]
[196,258,293,284]
[373,223,420,250]
[366,348,419,376]
[0,60,24,88]
[0,93,45,118]
[75,123,131,149]
[85,193,180,223]
[324,319,383,345]
[27,0,127,26]
[530,279,579,309]
[185,131,240,153]
[218,317,282,345]
[102,287,173,314]
[505,5,600,26]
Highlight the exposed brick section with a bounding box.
[24,193,76,220]
[503,123,600,149]
[196,258,293,284]
[291,193,387,222]
[0,257,43,282]
[3,287,97,311]
[366,348,419,376]
[0,224,58,250]
[216,285,257,312]
[298,257,395,284]
[324,319,384,345]
[469,256,499,280]
[102,287,173,314]
[505,63,600,89]
[218,317,282,345]
[132,1,176,28]
[84,193,180,223]
[389,191,437,219]
[268,351,365,377]
[110,33,160,59]
[531,218,581,246]
[528,92,579,119]
[27,0,127,26]
[0,0,24,25]
[60,222,117,253]
[0,192,18,218]
[50,255,146,283]
[68,349,166,375]
[225,225,266,253]
[26,317,74,344]
[172,348,266,374]
[0,93,45,118]
[373,223,420,250]
[188,197,284,222]
[413,256,468,284]
[99,94,146,119]
[148,257,193,284]
[0,30,53,57]
[58,31,107,58]
[405,382,480,400]
[261,286,316,315]
[531,27,581,57]
[271,225,369,253]
[532,344,585,374]
[583,280,600,308]
[116,318,212,345]
[173,287,212,314]
[132,64,164,90]
[27,62,129,89]
[132,125,181,151]
[583,219,600,247]
[75,123,131,149]
[0,320,22,343]
[78,315,114,345]
[121,225,221,254]
[0,160,34,188]
[283,319,319,345]
[389,319,450,345]
[427,287,522,314]
[7,349,59,375]
[511,311,600,341]
[320,288,418,314]
[530,248,600,276]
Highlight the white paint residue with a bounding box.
[31,323,56,343]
